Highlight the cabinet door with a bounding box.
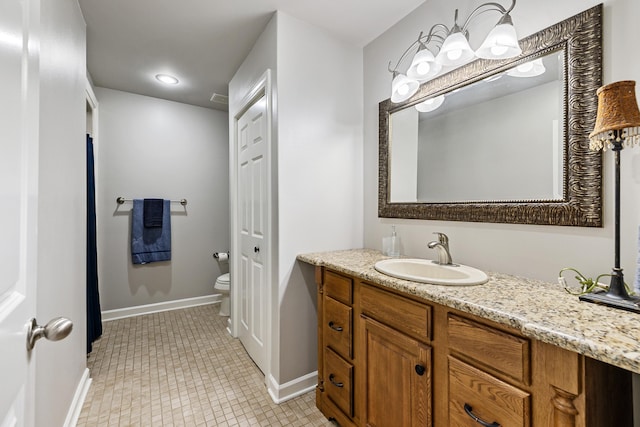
[363,316,432,427]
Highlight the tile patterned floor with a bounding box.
[77,304,334,426]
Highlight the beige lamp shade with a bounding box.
[589,80,640,151]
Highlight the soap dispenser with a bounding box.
[383,225,401,257]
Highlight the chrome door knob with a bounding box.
[26,317,73,351]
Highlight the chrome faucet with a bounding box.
[428,232,454,265]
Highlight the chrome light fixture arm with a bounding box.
[388,26,447,74]
[459,0,516,33]
[387,0,520,103]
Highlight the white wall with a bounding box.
[228,12,279,396]
[95,88,229,311]
[364,0,640,285]
[229,11,363,398]
[276,11,363,385]
[36,0,88,425]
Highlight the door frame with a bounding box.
[229,69,273,385]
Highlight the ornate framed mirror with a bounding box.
[378,4,602,226]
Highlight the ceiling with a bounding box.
[79,0,426,111]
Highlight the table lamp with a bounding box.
[579,80,640,313]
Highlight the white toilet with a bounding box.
[214,273,230,316]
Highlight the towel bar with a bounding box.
[116,197,187,206]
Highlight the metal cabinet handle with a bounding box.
[464,404,500,427]
[26,317,73,351]
[415,364,426,376]
[328,321,343,332]
[329,374,344,388]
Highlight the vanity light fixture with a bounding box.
[579,80,640,313]
[155,73,179,85]
[434,14,476,67]
[391,71,420,103]
[406,39,442,81]
[475,11,521,59]
[388,0,521,103]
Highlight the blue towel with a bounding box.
[143,198,164,228]
[131,199,171,264]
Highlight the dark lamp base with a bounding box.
[579,291,640,314]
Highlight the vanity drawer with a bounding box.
[360,283,431,341]
[324,296,352,359]
[449,356,530,427]
[448,314,529,383]
[324,270,353,305]
[324,347,354,418]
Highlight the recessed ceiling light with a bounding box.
[155,74,179,85]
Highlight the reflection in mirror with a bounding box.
[379,4,603,226]
[389,50,564,203]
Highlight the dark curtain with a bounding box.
[87,134,102,353]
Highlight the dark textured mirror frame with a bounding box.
[379,4,602,227]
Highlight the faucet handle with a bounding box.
[433,232,449,246]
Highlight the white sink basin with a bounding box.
[374,258,489,286]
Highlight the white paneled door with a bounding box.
[0,0,39,425]
[237,94,268,373]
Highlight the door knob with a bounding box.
[26,317,73,351]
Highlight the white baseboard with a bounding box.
[267,371,318,404]
[64,368,92,427]
[102,294,221,322]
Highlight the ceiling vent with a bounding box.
[210,93,229,105]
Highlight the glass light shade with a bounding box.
[589,80,640,151]
[391,73,419,103]
[415,95,445,112]
[407,47,442,81]
[507,58,545,77]
[475,15,522,59]
[435,31,475,66]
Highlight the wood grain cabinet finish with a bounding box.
[324,296,352,359]
[324,270,352,304]
[360,283,431,341]
[313,267,633,427]
[362,316,432,427]
[448,356,530,427]
[317,269,357,426]
[448,314,530,384]
[324,347,354,417]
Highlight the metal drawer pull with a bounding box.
[464,404,500,427]
[328,321,343,332]
[329,374,344,388]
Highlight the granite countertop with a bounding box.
[297,248,640,375]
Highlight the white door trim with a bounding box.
[230,69,273,387]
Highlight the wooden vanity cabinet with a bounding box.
[446,313,531,427]
[317,269,358,427]
[315,267,633,427]
[360,283,432,427]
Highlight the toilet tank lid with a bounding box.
[217,273,230,283]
